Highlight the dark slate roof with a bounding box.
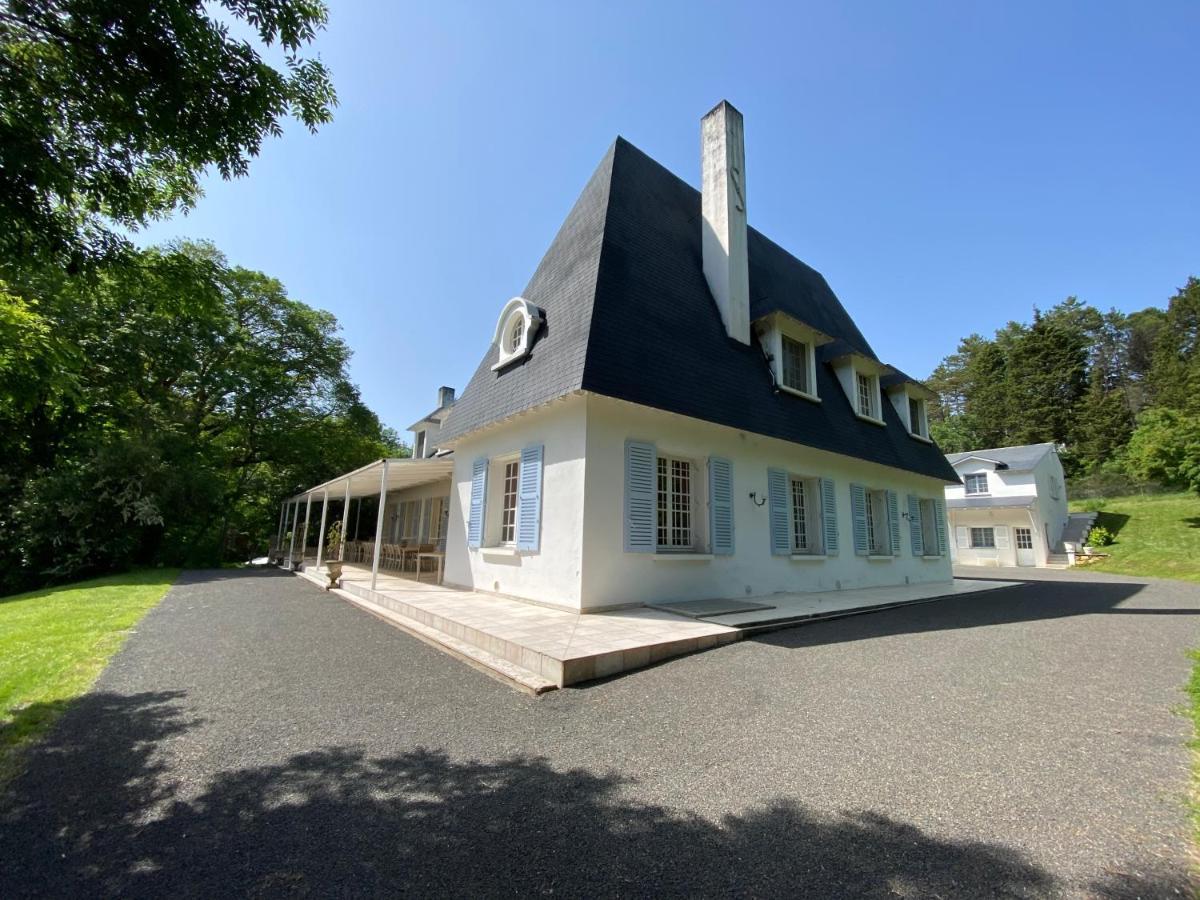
[946,443,1056,473]
[438,137,959,483]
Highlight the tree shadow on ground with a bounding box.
[1,688,1193,897]
[0,690,1055,897]
[174,567,294,586]
[1092,511,1131,537]
[754,578,1200,652]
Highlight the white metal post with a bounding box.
[275,501,286,552]
[301,493,313,564]
[342,478,352,561]
[288,500,299,565]
[370,460,390,590]
[315,488,330,568]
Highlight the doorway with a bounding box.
[1015,527,1035,566]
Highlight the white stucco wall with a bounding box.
[443,395,587,610]
[946,447,1069,566]
[578,395,953,610]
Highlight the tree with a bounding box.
[1122,407,1200,495]
[0,243,402,593]
[1148,278,1200,414]
[0,0,336,267]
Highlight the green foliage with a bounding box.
[0,242,403,593]
[927,292,1190,478]
[1086,525,1113,547]
[0,568,178,786]
[1068,493,1200,582]
[0,0,336,267]
[1122,407,1200,495]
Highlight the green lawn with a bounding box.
[0,569,178,786]
[1070,492,1200,582]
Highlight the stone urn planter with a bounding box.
[325,560,343,590]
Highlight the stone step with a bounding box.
[329,578,557,695]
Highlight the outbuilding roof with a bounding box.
[437,137,958,483]
[945,443,1058,473]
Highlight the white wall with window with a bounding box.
[580,395,952,610]
[443,394,587,609]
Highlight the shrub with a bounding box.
[1087,525,1114,547]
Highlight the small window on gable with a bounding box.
[781,335,811,396]
[964,473,989,495]
[414,430,426,458]
[908,397,927,438]
[856,372,877,419]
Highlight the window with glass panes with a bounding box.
[856,372,875,417]
[964,473,989,495]
[970,527,995,548]
[789,476,821,553]
[908,397,925,436]
[500,460,519,544]
[656,457,693,549]
[781,335,810,394]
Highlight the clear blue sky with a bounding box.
[138,0,1200,439]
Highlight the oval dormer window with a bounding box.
[492,297,543,371]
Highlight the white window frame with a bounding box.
[491,297,543,371]
[866,488,891,556]
[919,498,940,556]
[908,397,927,439]
[964,473,989,496]
[780,334,815,398]
[789,475,824,555]
[856,371,879,420]
[483,453,522,548]
[656,454,696,551]
[414,430,427,459]
[429,495,449,543]
[970,526,995,549]
[1015,527,1033,550]
[499,459,520,545]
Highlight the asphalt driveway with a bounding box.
[2,567,1197,897]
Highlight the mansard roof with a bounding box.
[438,137,958,483]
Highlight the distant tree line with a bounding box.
[0,0,403,595]
[926,279,1200,496]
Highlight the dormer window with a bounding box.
[781,335,811,395]
[754,313,829,402]
[856,371,878,419]
[964,473,989,495]
[492,297,544,371]
[908,397,927,438]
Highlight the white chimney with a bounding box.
[701,100,750,345]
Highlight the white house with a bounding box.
[280,101,960,614]
[943,443,1075,567]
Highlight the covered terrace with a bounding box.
[275,455,455,588]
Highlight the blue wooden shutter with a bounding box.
[908,494,924,557]
[467,457,488,549]
[850,484,868,556]
[767,468,789,555]
[934,499,948,555]
[517,444,544,551]
[887,490,901,556]
[708,457,734,555]
[820,478,838,556]
[624,440,657,552]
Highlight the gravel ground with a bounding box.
[1,566,1197,898]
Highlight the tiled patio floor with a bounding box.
[292,562,1016,690]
